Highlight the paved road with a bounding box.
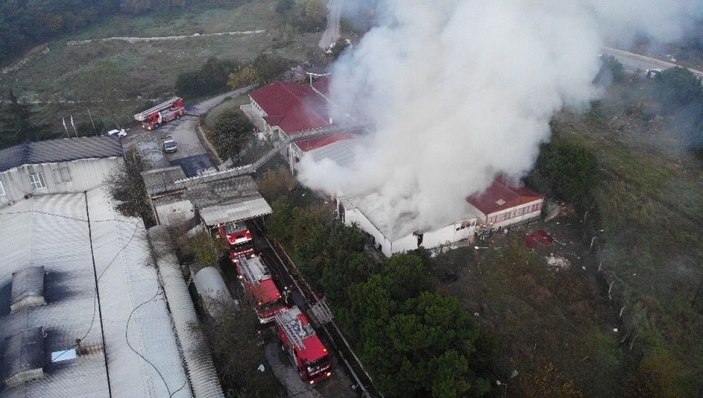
[122,87,252,176]
[319,0,342,49]
[602,47,703,79]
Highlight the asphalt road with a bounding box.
[121,87,252,176]
[602,46,703,79]
[242,220,365,398]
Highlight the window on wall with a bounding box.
[29,172,46,190]
[60,167,71,182]
[0,181,5,196]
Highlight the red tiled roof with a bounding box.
[296,133,355,152]
[250,81,331,135]
[467,179,544,216]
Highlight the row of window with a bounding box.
[0,167,74,197]
[0,172,47,195]
[487,202,542,224]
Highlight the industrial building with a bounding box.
[0,137,223,397]
[242,78,545,256]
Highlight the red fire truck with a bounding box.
[217,221,255,261]
[133,97,186,130]
[237,255,287,323]
[275,306,333,384]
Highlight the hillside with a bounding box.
[0,0,321,137]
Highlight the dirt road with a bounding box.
[319,0,342,49]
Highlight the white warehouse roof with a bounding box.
[0,190,191,397]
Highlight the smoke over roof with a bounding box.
[299,0,703,233]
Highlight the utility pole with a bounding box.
[87,108,96,134]
[70,115,78,137]
[62,117,70,137]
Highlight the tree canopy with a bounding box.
[206,108,254,162]
[0,90,52,148]
[176,57,240,99]
[653,66,703,109]
[267,198,494,397]
[532,140,599,208]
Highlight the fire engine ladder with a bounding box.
[275,312,307,351]
[134,97,181,121]
[237,256,259,284]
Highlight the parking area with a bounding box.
[120,88,251,176]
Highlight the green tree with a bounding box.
[256,167,296,202]
[304,0,327,31]
[0,89,47,148]
[597,54,625,84]
[208,108,254,162]
[197,296,283,397]
[227,65,260,89]
[181,231,226,268]
[105,147,156,227]
[534,141,599,206]
[251,53,291,84]
[176,57,239,98]
[653,67,703,109]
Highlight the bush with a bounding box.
[228,54,292,89]
[206,108,255,162]
[532,140,599,209]
[653,67,703,109]
[176,57,240,98]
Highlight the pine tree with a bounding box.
[0,89,41,148]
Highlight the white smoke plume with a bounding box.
[298,0,703,233]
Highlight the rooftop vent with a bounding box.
[495,199,506,206]
[10,266,46,313]
[2,327,46,388]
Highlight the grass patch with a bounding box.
[550,79,703,393]
[204,95,252,128]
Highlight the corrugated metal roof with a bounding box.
[142,167,188,196]
[0,190,191,398]
[148,227,225,398]
[200,197,272,226]
[186,175,260,208]
[86,189,192,398]
[0,137,123,173]
[0,192,110,397]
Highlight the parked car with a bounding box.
[162,136,178,153]
[106,128,127,138]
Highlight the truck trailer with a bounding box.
[134,97,186,130]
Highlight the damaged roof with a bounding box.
[0,190,191,397]
[0,137,123,173]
